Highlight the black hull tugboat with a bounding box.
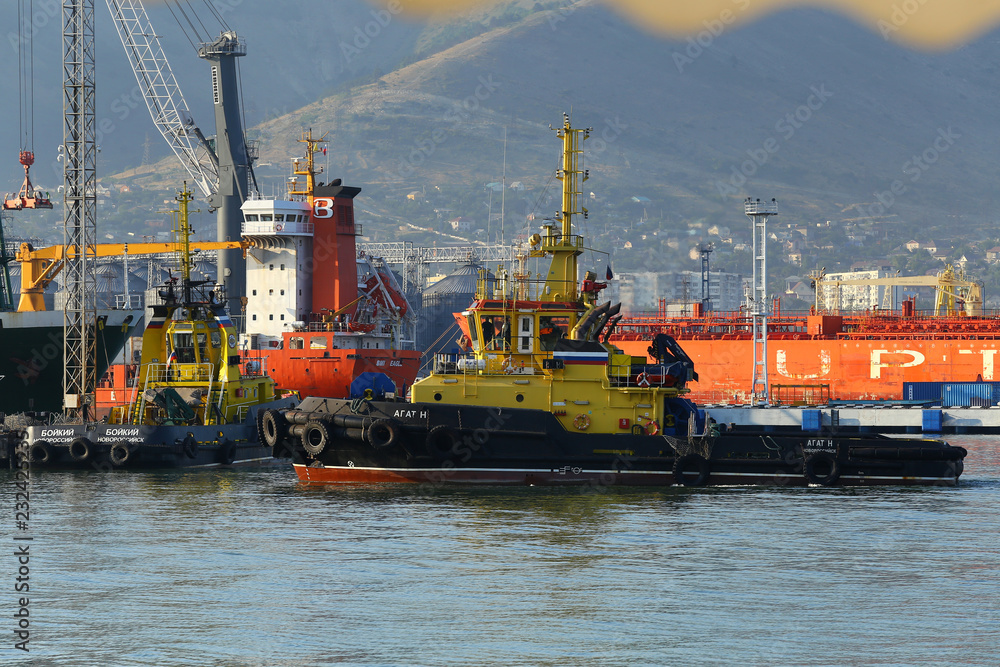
[21,185,296,470]
[264,118,966,487]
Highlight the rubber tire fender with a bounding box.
[69,437,93,462]
[425,425,458,461]
[673,454,710,487]
[804,452,841,486]
[110,443,132,467]
[182,435,199,459]
[219,439,237,465]
[367,419,401,451]
[29,441,53,465]
[261,409,287,448]
[301,420,332,457]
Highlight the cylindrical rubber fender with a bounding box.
[69,437,93,462]
[367,419,401,451]
[301,420,332,456]
[284,410,323,425]
[673,454,710,487]
[261,409,287,448]
[330,413,368,429]
[29,441,53,465]
[182,435,199,459]
[425,425,458,461]
[110,443,132,467]
[219,439,237,465]
[344,428,365,442]
[804,452,841,486]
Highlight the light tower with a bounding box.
[698,242,714,311]
[745,197,777,403]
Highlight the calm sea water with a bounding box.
[3,435,999,666]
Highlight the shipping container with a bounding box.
[903,382,944,402]
[941,382,995,407]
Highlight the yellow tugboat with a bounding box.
[266,117,966,487]
[23,185,297,469]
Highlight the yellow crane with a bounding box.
[15,239,251,313]
[812,265,983,316]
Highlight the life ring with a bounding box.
[29,441,53,465]
[261,409,286,447]
[110,443,132,466]
[69,437,93,462]
[636,372,650,388]
[573,413,591,431]
[219,439,237,465]
[804,452,841,486]
[301,420,331,456]
[502,357,515,375]
[425,425,458,460]
[275,223,283,232]
[367,419,401,451]
[182,435,199,459]
[646,420,659,436]
[663,414,676,427]
[673,454,710,487]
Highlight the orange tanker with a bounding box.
[609,300,1000,404]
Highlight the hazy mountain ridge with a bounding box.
[8,1,1000,291]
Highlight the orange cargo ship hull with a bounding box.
[614,338,1000,403]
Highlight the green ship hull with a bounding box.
[0,310,141,413]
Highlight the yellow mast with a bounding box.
[534,114,589,303]
[170,182,197,283]
[288,129,328,205]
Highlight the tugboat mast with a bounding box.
[168,183,198,304]
[536,114,591,303]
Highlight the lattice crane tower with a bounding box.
[62,0,99,419]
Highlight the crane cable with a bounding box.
[16,0,35,152]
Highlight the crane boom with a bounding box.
[105,0,219,199]
[15,239,251,313]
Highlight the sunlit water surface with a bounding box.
[3,435,999,666]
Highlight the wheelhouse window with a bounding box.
[172,332,197,363]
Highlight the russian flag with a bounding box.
[166,349,178,369]
[552,350,608,365]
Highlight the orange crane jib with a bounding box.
[15,239,251,312]
[3,151,53,211]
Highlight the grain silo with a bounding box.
[418,263,494,357]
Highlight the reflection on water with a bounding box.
[2,436,999,666]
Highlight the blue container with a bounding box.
[922,409,942,433]
[941,382,994,407]
[801,409,822,431]
[903,382,944,401]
